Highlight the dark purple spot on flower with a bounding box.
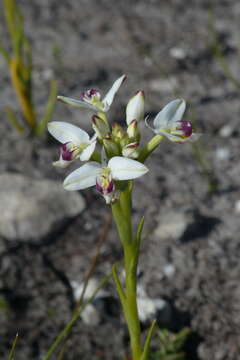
[60,142,73,161]
[96,178,114,195]
[80,89,99,101]
[106,180,114,194]
[89,89,99,96]
[178,121,192,137]
[96,179,103,193]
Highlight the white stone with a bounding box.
[71,278,108,301]
[154,210,187,241]
[169,47,187,59]
[235,200,240,214]
[163,264,176,278]
[149,77,178,93]
[137,296,167,322]
[215,147,230,161]
[80,304,101,326]
[219,125,233,138]
[0,173,85,242]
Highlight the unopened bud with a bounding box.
[122,142,140,159]
[112,123,127,142]
[103,138,120,157]
[126,90,145,125]
[127,119,140,141]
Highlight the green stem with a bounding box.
[111,199,132,247]
[138,135,163,163]
[7,333,18,360]
[111,188,142,360]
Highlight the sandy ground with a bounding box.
[1,0,240,359]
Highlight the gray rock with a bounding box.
[149,77,178,94]
[215,147,231,161]
[154,209,188,241]
[169,47,187,59]
[154,208,220,243]
[219,124,234,138]
[0,173,85,242]
[137,284,169,323]
[163,263,176,278]
[80,304,101,326]
[234,200,240,214]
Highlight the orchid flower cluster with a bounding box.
[48,75,200,204]
[47,75,201,360]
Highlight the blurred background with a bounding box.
[0,0,240,359]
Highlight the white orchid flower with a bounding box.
[126,90,145,125]
[145,99,201,143]
[57,75,126,113]
[48,121,97,168]
[63,156,148,204]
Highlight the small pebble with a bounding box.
[234,200,240,214]
[169,47,187,59]
[215,147,230,161]
[163,264,176,278]
[219,125,233,138]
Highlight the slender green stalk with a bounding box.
[34,80,58,136]
[7,333,18,360]
[138,135,163,163]
[5,106,25,135]
[111,189,143,360]
[111,199,132,247]
[141,320,157,360]
[124,257,142,360]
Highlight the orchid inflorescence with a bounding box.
[47,74,201,360]
[48,74,201,204]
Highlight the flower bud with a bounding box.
[112,123,127,142]
[127,119,140,141]
[103,138,120,157]
[122,142,140,159]
[126,90,145,125]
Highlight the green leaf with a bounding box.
[7,334,18,360]
[141,320,157,360]
[0,39,10,64]
[5,106,25,135]
[34,80,58,136]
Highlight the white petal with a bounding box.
[153,129,182,142]
[126,91,145,125]
[153,99,186,129]
[48,122,89,145]
[155,129,201,143]
[102,75,126,110]
[63,162,101,191]
[57,96,97,111]
[108,157,148,180]
[80,141,96,161]
[144,115,156,133]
